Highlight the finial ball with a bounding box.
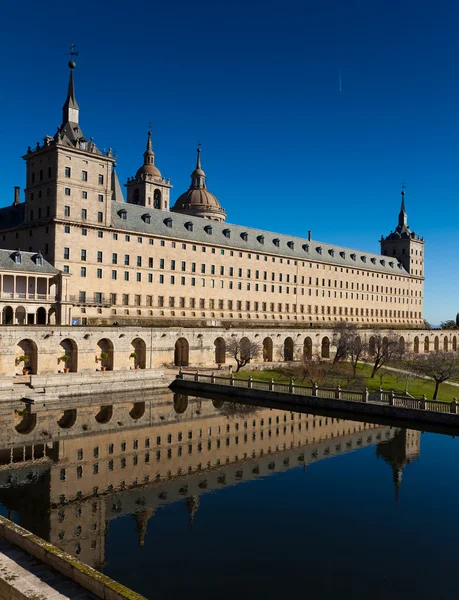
[68,61,76,69]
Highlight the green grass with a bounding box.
[234,363,459,403]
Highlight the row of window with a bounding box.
[64,167,104,185]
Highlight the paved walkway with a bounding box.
[0,537,96,599]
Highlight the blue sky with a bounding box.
[0,0,458,323]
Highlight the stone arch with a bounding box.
[321,336,330,359]
[97,338,114,371]
[414,336,419,354]
[15,306,26,326]
[129,402,145,420]
[57,409,77,429]
[130,338,146,369]
[2,306,13,325]
[424,336,430,353]
[173,393,188,414]
[399,336,405,355]
[214,337,226,364]
[59,338,78,372]
[36,307,46,325]
[174,338,189,367]
[284,337,294,361]
[444,337,449,352]
[434,336,440,352]
[15,411,37,434]
[212,399,225,409]
[303,337,313,360]
[16,339,38,374]
[369,336,376,356]
[453,336,457,351]
[154,189,161,209]
[263,337,273,362]
[95,405,113,424]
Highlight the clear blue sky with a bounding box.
[0,0,458,324]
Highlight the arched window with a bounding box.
[154,189,161,209]
[133,189,140,205]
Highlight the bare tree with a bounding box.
[226,337,261,372]
[405,352,459,400]
[283,354,335,387]
[332,322,358,364]
[368,330,404,378]
[349,335,368,377]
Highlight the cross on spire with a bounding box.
[68,42,79,58]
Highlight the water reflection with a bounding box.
[0,390,418,578]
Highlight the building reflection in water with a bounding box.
[0,390,420,570]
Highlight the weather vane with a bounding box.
[401,181,406,192]
[68,42,78,57]
[148,121,152,132]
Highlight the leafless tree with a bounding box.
[368,330,404,378]
[332,322,358,364]
[405,351,459,400]
[226,337,261,372]
[349,335,368,376]
[283,354,336,387]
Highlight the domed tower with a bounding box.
[380,189,425,277]
[172,147,226,222]
[125,131,172,210]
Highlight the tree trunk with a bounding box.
[433,380,440,400]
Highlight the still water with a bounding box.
[0,389,457,599]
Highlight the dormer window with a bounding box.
[339,251,346,259]
[287,241,294,250]
[204,225,213,235]
[118,209,127,220]
[361,256,367,263]
[302,244,309,252]
[350,253,356,261]
[142,213,151,224]
[14,251,21,265]
[35,253,43,266]
[370,258,376,264]
[223,229,231,239]
[328,249,335,257]
[380,259,385,266]
[257,235,264,244]
[273,238,280,247]
[316,246,322,255]
[185,221,193,232]
[389,261,394,267]
[164,217,172,228]
[241,232,248,242]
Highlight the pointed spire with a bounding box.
[398,189,408,231]
[191,145,206,189]
[143,130,156,166]
[62,61,79,125]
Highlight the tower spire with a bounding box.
[398,186,408,231]
[62,60,79,125]
[191,144,206,189]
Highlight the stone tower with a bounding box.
[380,190,425,278]
[125,131,172,210]
[171,147,226,221]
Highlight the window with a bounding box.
[64,205,70,217]
[97,212,103,223]
[137,256,142,267]
[98,231,103,238]
[82,170,88,181]
[124,272,129,281]
[123,294,129,305]
[98,194,104,202]
[80,267,86,277]
[97,268,102,279]
[64,225,70,233]
[63,265,69,273]
[65,187,71,196]
[81,249,86,261]
[64,247,70,259]
[112,253,118,264]
[98,174,104,184]
[112,270,117,280]
[82,191,88,199]
[81,209,87,220]
[124,254,130,266]
[137,273,141,282]
[82,228,87,236]
[97,251,103,263]
[65,167,71,177]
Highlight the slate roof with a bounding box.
[111,203,410,277]
[0,249,58,274]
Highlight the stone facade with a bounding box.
[0,62,425,328]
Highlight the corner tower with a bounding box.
[171,147,226,222]
[125,131,172,209]
[380,190,425,278]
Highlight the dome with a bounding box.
[136,162,161,178]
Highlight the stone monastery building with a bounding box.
[0,62,425,327]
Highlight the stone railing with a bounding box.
[177,369,459,416]
[0,292,56,301]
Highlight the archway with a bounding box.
[36,307,46,325]
[303,337,313,360]
[174,338,189,367]
[214,337,226,364]
[2,306,13,325]
[399,336,405,355]
[97,338,114,371]
[212,399,225,409]
[129,402,146,420]
[414,336,419,354]
[131,338,146,369]
[424,337,430,353]
[284,337,294,361]
[444,337,449,352]
[453,336,457,351]
[15,339,38,374]
[59,338,78,372]
[321,337,330,359]
[15,412,37,434]
[95,405,113,424]
[434,336,439,352]
[154,189,162,209]
[15,306,26,326]
[57,409,77,429]
[48,308,57,325]
[263,337,273,362]
[173,393,188,414]
[369,337,376,356]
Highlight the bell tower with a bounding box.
[125,131,172,210]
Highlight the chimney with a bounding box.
[308,230,312,241]
[13,187,20,206]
